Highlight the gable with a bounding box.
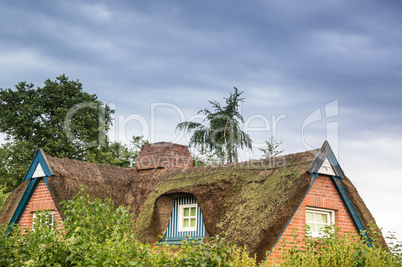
[8,149,54,227]
[270,174,360,259]
[24,149,54,181]
[308,141,345,179]
[18,180,62,231]
[305,142,371,246]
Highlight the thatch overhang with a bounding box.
[0,181,29,225]
[0,145,385,261]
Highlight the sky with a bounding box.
[1,0,401,241]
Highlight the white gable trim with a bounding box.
[318,158,335,176]
[32,163,45,178]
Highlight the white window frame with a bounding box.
[305,207,335,237]
[32,211,56,231]
[178,204,197,232]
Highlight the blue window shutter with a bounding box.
[160,196,206,245]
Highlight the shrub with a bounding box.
[1,187,400,266]
[60,188,151,266]
[266,225,402,267]
[0,187,256,266]
[0,211,67,266]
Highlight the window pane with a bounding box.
[317,224,326,233]
[316,214,328,223]
[191,207,196,217]
[183,208,189,217]
[190,218,196,227]
[306,212,314,222]
[183,218,189,227]
[306,222,316,232]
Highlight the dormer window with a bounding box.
[160,196,206,244]
[179,204,197,232]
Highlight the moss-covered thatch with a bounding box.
[134,151,317,259]
[0,148,385,261]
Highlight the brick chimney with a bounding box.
[136,142,193,173]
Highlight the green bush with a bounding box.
[0,211,67,266]
[0,187,256,266]
[1,187,400,266]
[268,225,402,267]
[151,235,257,267]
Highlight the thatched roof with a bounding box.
[0,181,29,225]
[0,147,384,261]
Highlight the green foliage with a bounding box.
[0,75,113,150]
[259,136,284,158]
[174,235,234,266]
[61,187,150,266]
[268,225,402,267]
[0,211,67,266]
[192,149,224,166]
[0,187,257,266]
[0,183,11,210]
[176,87,252,164]
[151,235,257,266]
[0,140,38,193]
[0,75,111,192]
[2,188,400,266]
[0,76,148,193]
[86,135,149,168]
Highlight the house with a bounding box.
[0,141,385,262]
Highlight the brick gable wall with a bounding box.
[269,174,359,259]
[18,179,63,231]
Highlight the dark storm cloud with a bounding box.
[1,0,402,238]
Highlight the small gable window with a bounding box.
[33,211,55,231]
[179,204,197,232]
[160,196,206,245]
[306,207,334,237]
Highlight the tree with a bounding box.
[0,75,113,158]
[86,135,149,168]
[176,87,252,164]
[0,184,11,210]
[0,141,38,192]
[259,135,284,158]
[0,75,131,192]
[191,149,223,167]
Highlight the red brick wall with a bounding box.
[269,175,359,259]
[18,179,63,231]
[136,142,193,172]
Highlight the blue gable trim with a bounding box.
[308,141,345,179]
[331,176,372,247]
[308,141,371,246]
[43,177,49,189]
[271,173,319,252]
[8,178,41,230]
[24,149,54,181]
